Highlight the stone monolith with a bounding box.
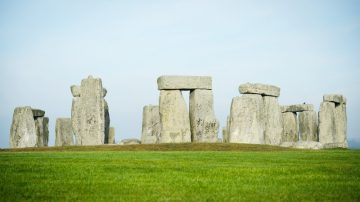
[55,118,74,146]
[159,90,191,143]
[281,112,299,142]
[299,111,318,141]
[189,89,219,143]
[318,102,335,144]
[141,105,161,144]
[35,117,49,147]
[108,127,115,144]
[263,96,283,145]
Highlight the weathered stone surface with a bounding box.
[35,117,49,147]
[71,76,108,145]
[222,127,229,143]
[239,83,280,97]
[189,89,219,143]
[263,96,283,145]
[323,94,346,104]
[281,112,299,142]
[280,141,323,150]
[119,138,141,145]
[334,101,347,147]
[104,101,110,144]
[55,118,74,146]
[229,94,264,144]
[322,142,348,149]
[318,102,336,144]
[108,127,115,144]
[32,109,45,118]
[141,105,161,144]
[159,90,191,143]
[70,85,81,97]
[157,76,212,90]
[10,107,37,148]
[298,111,318,141]
[281,104,314,113]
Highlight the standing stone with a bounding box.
[35,117,49,147]
[55,118,74,146]
[318,102,336,144]
[108,127,115,144]
[159,90,191,143]
[298,111,318,141]
[263,96,283,145]
[104,100,110,144]
[222,127,228,143]
[189,89,219,143]
[141,105,161,144]
[334,102,347,147]
[10,107,48,148]
[71,76,109,145]
[229,94,264,144]
[10,107,37,148]
[281,112,299,142]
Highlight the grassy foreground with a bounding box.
[0,144,359,201]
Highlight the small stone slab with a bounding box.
[32,109,45,118]
[239,83,280,97]
[323,94,346,104]
[281,104,314,113]
[157,76,212,90]
[70,85,80,97]
[119,138,141,145]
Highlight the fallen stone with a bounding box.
[157,76,212,90]
[322,142,348,149]
[298,111,318,141]
[294,141,323,150]
[159,90,191,143]
[239,83,280,97]
[263,96,283,145]
[281,112,299,142]
[55,118,74,146]
[323,94,346,104]
[108,127,115,144]
[318,102,336,144]
[119,138,141,145]
[279,141,296,148]
[281,104,314,113]
[189,89,219,143]
[141,105,161,144]
[229,94,264,144]
[35,117,49,147]
[10,107,37,148]
[32,109,45,118]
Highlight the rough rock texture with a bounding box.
[157,76,212,90]
[318,102,335,144]
[281,104,314,113]
[263,96,283,145]
[104,101,110,144]
[35,117,49,147]
[298,111,318,141]
[281,112,299,142]
[334,102,347,147]
[71,76,109,145]
[55,118,73,146]
[108,127,115,144]
[323,94,347,104]
[119,138,141,145]
[222,127,229,143]
[239,83,280,97]
[280,141,323,150]
[229,94,264,144]
[10,107,48,148]
[189,89,219,143]
[141,105,161,144]
[159,90,191,143]
[70,85,81,97]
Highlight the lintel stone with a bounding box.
[157,76,212,90]
[239,83,280,97]
[281,104,314,113]
[323,94,346,104]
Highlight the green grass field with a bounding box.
[0,144,359,201]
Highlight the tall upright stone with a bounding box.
[141,105,161,144]
[222,116,230,143]
[281,112,299,142]
[159,90,191,143]
[319,94,347,148]
[71,76,109,145]
[55,118,74,146]
[10,107,48,148]
[108,127,115,144]
[189,89,219,143]
[229,94,264,144]
[104,100,110,144]
[263,96,283,145]
[299,111,318,141]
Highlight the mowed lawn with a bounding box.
[0,144,359,201]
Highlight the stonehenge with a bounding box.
[141,105,161,144]
[229,83,282,145]
[71,76,110,145]
[55,118,74,146]
[108,127,115,144]
[10,107,49,148]
[319,94,347,148]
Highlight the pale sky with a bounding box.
[1,0,359,148]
